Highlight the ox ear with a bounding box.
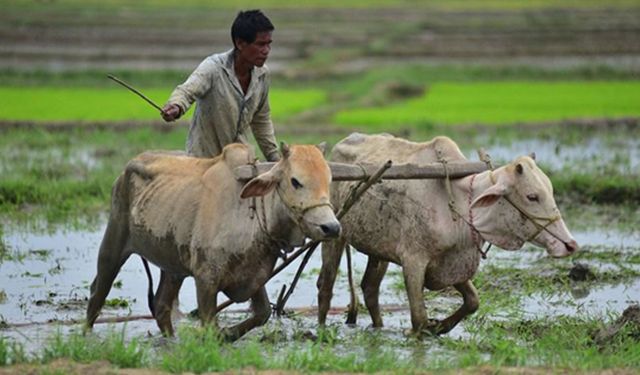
[240,167,283,199]
[471,183,509,208]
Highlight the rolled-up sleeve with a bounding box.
[166,59,213,114]
[251,93,280,161]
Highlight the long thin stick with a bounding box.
[219,160,392,315]
[345,244,359,324]
[107,74,163,112]
[270,160,392,314]
[273,241,321,316]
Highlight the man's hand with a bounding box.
[161,104,182,122]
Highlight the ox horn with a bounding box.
[529,152,536,161]
[316,142,328,156]
[280,141,291,159]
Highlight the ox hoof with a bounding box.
[220,328,240,342]
[82,323,94,336]
[405,319,447,338]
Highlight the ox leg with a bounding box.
[316,238,346,326]
[435,280,479,335]
[222,286,271,342]
[402,259,432,334]
[361,256,389,328]
[195,277,219,330]
[85,220,130,331]
[153,271,185,336]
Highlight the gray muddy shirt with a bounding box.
[166,49,279,161]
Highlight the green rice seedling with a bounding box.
[271,341,413,373]
[334,81,640,130]
[41,328,149,368]
[0,337,8,366]
[104,298,131,309]
[158,326,266,373]
[437,315,640,370]
[0,338,28,366]
[0,87,325,123]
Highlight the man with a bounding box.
[161,10,280,161]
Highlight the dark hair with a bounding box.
[231,10,274,49]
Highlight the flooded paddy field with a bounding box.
[0,125,638,371]
[2,1,640,370]
[1,218,639,356]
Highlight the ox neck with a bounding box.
[452,169,496,211]
[251,192,302,254]
[451,169,498,258]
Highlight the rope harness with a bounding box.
[438,151,564,260]
[487,171,562,244]
[247,159,334,259]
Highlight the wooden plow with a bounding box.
[219,150,495,317]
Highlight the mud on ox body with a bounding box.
[317,133,578,335]
[85,143,340,340]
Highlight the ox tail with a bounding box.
[140,256,155,318]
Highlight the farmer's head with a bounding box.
[231,10,274,67]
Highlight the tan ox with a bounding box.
[86,143,340,340]
[317,133,578,335]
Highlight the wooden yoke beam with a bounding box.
[234,161,491,182]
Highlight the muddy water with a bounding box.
[0,223,409,351]
[467,134,640,173]
[1,222,639,351]
[1,128,639,351]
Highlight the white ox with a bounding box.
[317,133,578,335]
[86,143,340,340]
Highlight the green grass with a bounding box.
[334,81,640,129]
[7,0,640,10]
[0,124,638,229]
[0,337,28,366]
[440,316,640,369]
[42,328,149,368]
[2,313,640,372]
[0,127,187,228]
[0,87,326,123]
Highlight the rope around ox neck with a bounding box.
[487,171,562,244]
[446,169,564,260]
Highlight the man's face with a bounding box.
[236,31,273,68]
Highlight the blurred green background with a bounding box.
[1,0,639,222]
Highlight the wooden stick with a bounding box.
[234,160,490,182]
[217,160,393,313]
[107,74,163,112]
[273,241,321,315]
[3,304,416,329]
[215,241,318,312]
[345,244,359,324]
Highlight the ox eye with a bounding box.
[291,177,303,189]
[527,193,539,202]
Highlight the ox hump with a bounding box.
[333,133,466,164]
[221,143,255,169]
